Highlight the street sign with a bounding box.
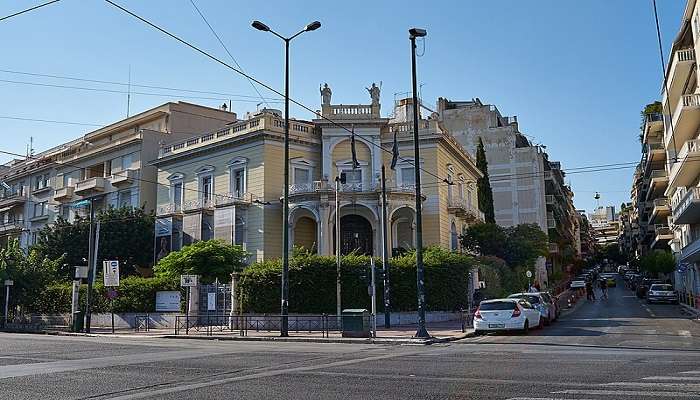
[156,291,181,312]
[75,266,89,279]
[4,280,13,286]
[207,292,216,311]
[180,275,198,287]
[102,261,120,287]
[526,270,533,278]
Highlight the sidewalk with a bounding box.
[47,320,474,345]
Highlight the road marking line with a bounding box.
[679,330,692,337]
[642,376,700,381]
[681,370,700,375]
[644,329,657,335]
[508,398,595,400]
[602,382,700,390]
[554,389,700,397]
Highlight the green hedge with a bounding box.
[238,247,479,313]
[28,276,180,314]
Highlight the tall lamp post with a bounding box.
[252,19,321,337]
[409,27,430,338]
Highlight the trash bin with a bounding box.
[72,311,83,332]
[342,309,370,338]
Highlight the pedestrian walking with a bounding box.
[599,278,608,300]
[585,280,595,301]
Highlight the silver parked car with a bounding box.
[507,293,556,325]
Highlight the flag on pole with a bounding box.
[390,130,399,170]
[351,124,360,169]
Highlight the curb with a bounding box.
[680,304,700,320]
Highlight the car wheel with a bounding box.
[521,320,529,334]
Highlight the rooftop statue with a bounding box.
[320,83,332,105]
[366,82,380,105]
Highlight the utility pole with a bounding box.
[409,27,430,338]
[84,198,100,333]
[380,165,391,327]
[335,174,342,321]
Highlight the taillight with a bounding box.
[474,308,482,319]
[511,307,521,318]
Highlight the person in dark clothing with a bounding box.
[585,280,595,301]
[599,278,608,300]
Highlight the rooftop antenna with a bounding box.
[594,192,601,209]
[126,65,132,118]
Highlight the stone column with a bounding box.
[319,199,331,255]
[229,272,240,330]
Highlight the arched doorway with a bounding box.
[294,216,318,253]
[337,215,373,255]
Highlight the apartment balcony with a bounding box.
[647,169,669,200]
[214,192,252,207]
[643,113,664,143]
[664,48,696,110]
[156,202,182,216]
[668,138,700,189]
[0,193,27,209]
[0,220,23,234]
[53,186,74,202]
[73,177,106,196]
[649,198,670,223]
[673,187,700,224]
[646,142,666,162]
[651,224,673,249]
[447,197,485,222]
[667,93,700,151]
[183,198,215,212]
[680,236,700,263]
[547,218,556,229]
[289,181,330,196]
[109,169,137,187]
[548,243,558,254]
[545,194,555,205]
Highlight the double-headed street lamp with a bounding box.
[252,19,321,337]
[409,27,430,339]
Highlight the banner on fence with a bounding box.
[156,291,181,312]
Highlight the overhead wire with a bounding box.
[0,0,60,23]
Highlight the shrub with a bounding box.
[154,240,247,284]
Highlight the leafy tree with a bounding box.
[476,137,495,223]
[33,206,155,279]
[640,250,675,276]
[460,223,507,258]
[503,224,549,268]
[154,240,248,283]
[0,239,62,315]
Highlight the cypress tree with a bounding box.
[476,137,495,223]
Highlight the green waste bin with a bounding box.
[72,311,83,332]
[342,309,370,338]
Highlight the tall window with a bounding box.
[232,168,246,197]
[400,166,415,187]
[122,153,133,171]
[33,201,47,218]
[446,173,453,201]
[451,222,458,251]
[200,175,213,203]
[119,190,132,208]
[234,216,246,248]
[341,169,361,183]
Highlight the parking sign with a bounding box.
[180,275,198,287]
[103,261,120,287]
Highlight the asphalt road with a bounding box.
[1,276,700,399]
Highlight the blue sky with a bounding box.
[0,0,687,213]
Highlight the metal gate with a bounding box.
[198,283,232,321]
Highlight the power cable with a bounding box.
[0,115,101,127]
[187,0,271,109]
[652,0,678,161]
[0,68,281,100]
[0,0,60,23]
[0,78,284,103]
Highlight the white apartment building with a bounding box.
[437,98,579,286]
[663,0,700,304]
[0,102,236,249]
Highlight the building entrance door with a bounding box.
[339,215,373,255]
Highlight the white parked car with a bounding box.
[474,298,542,335]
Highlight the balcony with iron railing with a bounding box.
[650,197,670,224]
[673,187,700,225]
[669,138,700,188]
[667,93,700,151]
[214,192,252,207]
[183,198,215,212]
[0,219,23,233]
[156,202,182,216]
[651,224,673,249]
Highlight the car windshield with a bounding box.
[508,294,541,304]
[650,284,673,291]
[479,301,517,311]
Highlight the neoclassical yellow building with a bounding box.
[153,87,483,263]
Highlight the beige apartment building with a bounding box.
[152,87,484,263]
[0,102,236,248]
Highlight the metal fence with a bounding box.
[460,309,475,333]
[174,314,353,338]
[0,314,71,332]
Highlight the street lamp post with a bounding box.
[409,27,430,338]
[252,19,320,337]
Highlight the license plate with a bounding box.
[488,324,505,328]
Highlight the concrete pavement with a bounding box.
[1,276,699,399]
